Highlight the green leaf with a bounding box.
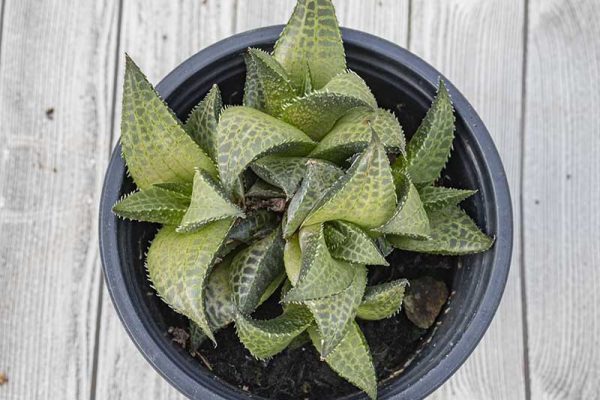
[375,173,430,239]
[280,71,377,141]
[120,55,216,189]
[282,224,356,303]
[310,107,405,163]
[246,179,286,199]
[146,219,233,343]
[235,304,313,360]
[357,279,408,320]
[185,84,222,160]
[251,156,308,198]
[112,185,190,225]
[177,169,244,233]
[228,209,280,244]
[324,221,388,266]
[154,182,193,196]
[259,271,286,305]
[204,256,236,330]
[419,185,477,211]
[283,234,302,286]
[405,80,455,185]
[283,160,343,238]
[216,106,315,196]
[303,134,397,230]
[388,206,494,255]
[305,264,367,356]
[273,0,346,90]
[242,48,297,116]
[230,228,285,314]
[189,321,207,352]
[308,322,377,400]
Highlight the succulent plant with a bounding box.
[113,0,494,398]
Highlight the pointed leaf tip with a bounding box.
[309,322,377,399]
[146,219,234,344]
[120,56,216,189]
[405,79,455,185]
[274,0,346,90]
[177,169,243,233]
[303,134,396,229]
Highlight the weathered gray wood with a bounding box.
[93,1,236,399]
[524,1,600,398]
[0,0,119,399]
[410,1,527,399]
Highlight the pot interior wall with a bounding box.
[113,40,496,399]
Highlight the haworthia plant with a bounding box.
[113,0,494,398]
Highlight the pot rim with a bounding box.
[99,25,513,400]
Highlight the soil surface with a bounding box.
[171,249,454,400]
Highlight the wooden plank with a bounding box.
[0,0,119,399]
[409,1,528,399]
[93,1,236,399]
[235,0,409,46]
[524,1,600,398]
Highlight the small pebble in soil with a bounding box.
[403,276,449,329]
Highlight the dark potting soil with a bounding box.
[172,249,455,400]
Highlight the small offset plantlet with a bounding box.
[114,0,494,398]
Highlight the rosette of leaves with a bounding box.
[113,0,493,398]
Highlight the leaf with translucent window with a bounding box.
[273,0,346,89]
[112,185,190,225]
[120,55,216,189]
[388,206,494,255]
[357,279,408,320]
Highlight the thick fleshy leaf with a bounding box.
[283,224,356,303]
[146,219,233,343]
[419,185,477,211]
[375,174,430,239]
[305,264,367,356]
[189,321,206,353]
[283,234,302,286]
[120,55,216,189]
[404,276,449,329]
[204,256,236,330]
[246,179,286,199]
[259,272,286,305]
[405,80,455,185]
[280,71,377,140]
[216,106,315,196]
[235,305,313,359]
[283,160,343,238]
[177,169,244,233]
[375,236,395,257]
[242,48,297,116]
[273,0,346,89]
[303,134,397,229]
[388,206,494,255]
[185,84,222,160]
[309,322,376,399]
[310,107,405,163]
[324,221,388,266]
[251,156,308,198]
[154,182,193,196]
[112,185,190,224]
[230,228,285,314]
[357,279,408,320]
[228,209,280,244]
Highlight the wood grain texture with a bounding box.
[0,0,119,399]
[409,1,527,399]
[524,0,600,398]
[93,1,236,399]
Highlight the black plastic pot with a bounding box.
[99,26,512,400]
